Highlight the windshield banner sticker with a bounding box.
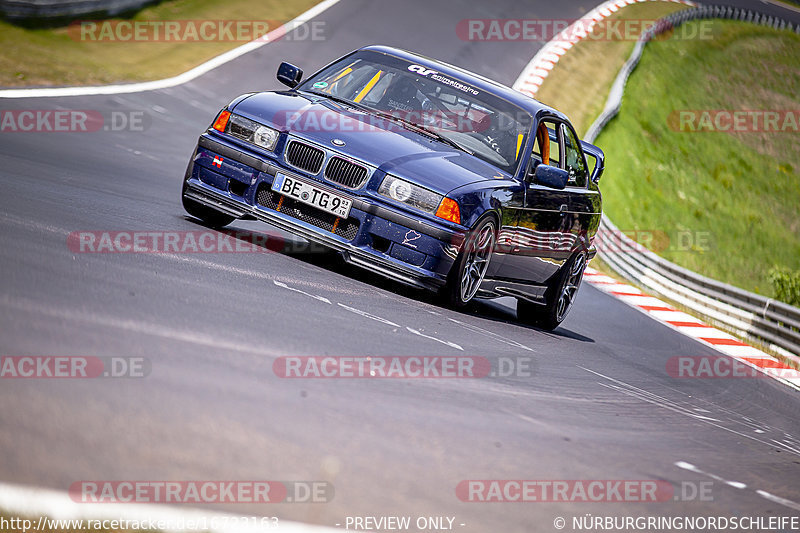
[407,64,480,96]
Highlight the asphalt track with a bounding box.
[0,0,799,531]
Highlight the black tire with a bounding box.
[517,251,587,330]
[181,177,235,229]
[441,216,497,308]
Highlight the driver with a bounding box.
[378,75,424,115]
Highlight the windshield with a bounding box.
[298,50,533,175]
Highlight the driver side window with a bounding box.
[529,120,587,187]
[531,121,559,165]
[560,123,588,187]
[528,120,560,181]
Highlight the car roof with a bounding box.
[360,45,569,123]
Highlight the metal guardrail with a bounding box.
[585,4,800,358]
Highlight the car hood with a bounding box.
[232,91,510,194]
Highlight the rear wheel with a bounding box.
[517,251,587,330]
[442,217,496,308]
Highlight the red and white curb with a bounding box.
[512,0,695,97]
[583,267,800,390]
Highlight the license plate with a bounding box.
[271,173,352,219]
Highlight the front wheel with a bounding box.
[441,217,496,308]
[517,251,587,330]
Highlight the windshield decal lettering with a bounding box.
[407,64,480,96]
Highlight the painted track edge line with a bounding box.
[0,0,341,99]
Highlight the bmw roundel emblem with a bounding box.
[331,138,346,147]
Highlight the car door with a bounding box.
[499,118,575,287]
[559,122,601,253]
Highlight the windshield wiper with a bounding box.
[304,90,372,112]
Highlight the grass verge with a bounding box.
[534,1,689,135]
[536,3,800,303]
[594,20,800,297]
[0,0,321,87]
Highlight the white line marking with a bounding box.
[581,366,720,421]
[160,253,276,281]
[337,303,400,327]
[676,459,800,511]
[0,0,341,99]
[599,382,719,421]
[274,280,331,304]
[446,317,535,352]
[582,366,800,457]
[406,327,464,351]
[674,461,746,489]
[770,438,800,455]
[756,490,800,512]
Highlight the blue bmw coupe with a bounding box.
[181,45,604,329]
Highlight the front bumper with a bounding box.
[182,134,466,290]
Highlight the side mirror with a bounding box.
[533,164,569,190]
[277,62,303,88]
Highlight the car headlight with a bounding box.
[253,125,279,151]
[217,112,279,152]
[378,175,443,215]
